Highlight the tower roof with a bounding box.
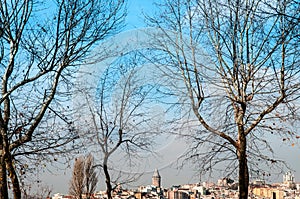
[153,168,160,178]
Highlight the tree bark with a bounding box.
[0,133,9,199]
[0,155,8,199]
[6,156,21,199]
[237,134,249,199]
[103,157,113,199]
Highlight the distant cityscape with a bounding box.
[51,170,300,199]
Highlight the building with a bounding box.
[252,187,285,199]
[52,193,72,199]
[152,169,161,188]
[136,170,163,199]
[283,171,296,189]
[283,171,295,183]
[167,190,189,199]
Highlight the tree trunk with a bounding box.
[0,134,9,199]
[0,156,9,199]
[6,156,21,199]
[238,134,249,199]
[103,157,112,199]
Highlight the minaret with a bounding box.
[152,168,161,187]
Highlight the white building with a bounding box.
[283,171,295,183]
[52,193,69,199]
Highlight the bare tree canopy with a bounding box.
[73,47,166,199]
[84,154,98,199]
[69,157,85,199]
[0,0,125,198]
[146,0,300,198]
[69,154,98,199]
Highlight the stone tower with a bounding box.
[152,168,161,187]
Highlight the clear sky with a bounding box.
[37,0,300,195]
[126,0,156,29]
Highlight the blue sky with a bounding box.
[126,0,156,29]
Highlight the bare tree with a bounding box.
[69,155,98,199]
[21,183,52,199]
[70,157,85,199]
[74,53,161,199]
[146,0,300,198]
[0,0,125,198]
[84,154,98,199]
